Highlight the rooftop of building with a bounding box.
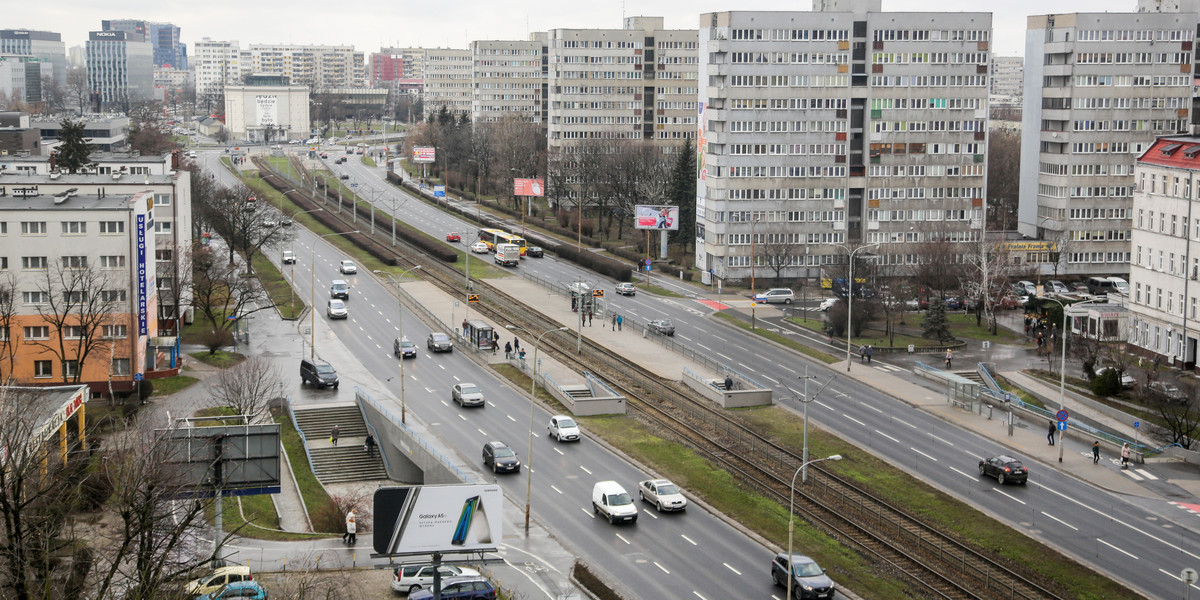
[1137,136,1200,170]
[0,171,175,185]
[0,189,138,211]
[0,151,168,164]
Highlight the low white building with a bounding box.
[223,84,310,144]
[1128,136,1200,368]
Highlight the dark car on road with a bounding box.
[770,553,835,599]
[526,246,544,258]
[393,337,417,359]
[300,359,339,389]
[427,332,453,352]
[647,318,675,336]
[978,455,1028,485]
[482,441,521,473]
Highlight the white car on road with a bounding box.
[638,479,687,511]
[547,415,580,442]
[818,298,838,312]
[470,241,490,254]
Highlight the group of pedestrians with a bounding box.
[611,313,624,331]
[329,424,376,455]
[1047,420,1133,468]
[857,344,874,364]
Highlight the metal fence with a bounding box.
[357,387,476,483]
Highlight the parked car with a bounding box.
[978,455,1028,485]
[647,319,675,336]
[329,280,349,299]
[393,337,417,359]
[1148,381,1188,402]
[452,383,484,407]
[280,218,292,227]
[592,481,638,524]
[482,441,521,473]
[185,565,253,597]
[196,581,268,600]
[637,479,687,511]
[446,232,461,242]
[1047,280,1069,294]
[261,218,277,228]
[944,297,963,311]
[390,564,483,595]
[616,282,636,296]
[904,298,921,310]
[470,241,490,254]
[997,294,1021,310]
[770,553,836,599]
[326,299,348,319]
[299,359,338,389]
[427,332,453,352]
[818,298,838,312]
[547,415,580,442]
[339,173,349,180]
[338,260,357,274]
[526,246,545,258]
[1095,366,1136,389]
[408,576,496,600]
[753,288,795,304]
[1071,282,1091,294]
[281,250,296,264]
[1015,280,1037,296]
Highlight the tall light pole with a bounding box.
[286,208,324,314]
[310,230,360,359]
[841,243,879,371]
[376,266,423,424]
[787,454,843,600]
[506,324,569,534]
[789,368,834,483]
[1037,295,1101,461]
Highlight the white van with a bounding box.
[1107,277,1129,295]
[592,481,638,524]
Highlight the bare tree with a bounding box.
[206,356,284,420]
[759,225,802,284]
[156,243,194,337]
[1154,391,1200,450]
[987,130,1020,231]
[39,76,67,114]
[190,246,275,354]
[0,273,16,379]
[489,114,545,198]
[65,67,90,114]
[192,180,287,272]
[32,261,125,384]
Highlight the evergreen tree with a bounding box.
[53,118,94,174]
[921,302,953,342]
[667,139,696,249]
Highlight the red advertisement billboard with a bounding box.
[513,178,545,197]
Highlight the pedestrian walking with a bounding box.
[493,331,499,349]
[1047,420,1056,445]
[330,425,340,446]
[866,345,873,364]
[828,329,834,345]
[587,309,593,326]
[344,511,357,545]
[1121,443,1131,468]
[724,375,734,391]
[859,344,866,363]
[617,314,623,331]
[944,349,953,369]
[1092,441,1101,464]
[513,337,520,352]
[504,342,512,359]
[364,432,376,455]
[612,314,617,331]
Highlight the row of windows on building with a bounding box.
[6,324,128,340]
[1073,74,1191,87]
[1075,29,1193,42]
[21,358,131,379]
[1036,185,1133,199]
[1136,245,1200,279]
[17,289,130,304]
[1045,96,1190,110]
[13,255,127,269]
[1074,51,1190,64]
[1129,319,1188,360]
[1132,282,1199,321]
[1039,163,1134,176]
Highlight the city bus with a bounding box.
[477,228,527,255]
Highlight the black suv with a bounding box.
[300,359,339,388]
[482,441,521,473]
[770,553,835,599]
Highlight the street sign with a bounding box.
[1057,421,1067,431]
[434,185,446,198]
[1133,421,1140,428]
[646,265,652,272]
[1182,568,1198,585]
[592,289,604,297]
[644,259,651,266]
[1055,409,1069,422]
[134,373,144,382]
[467,294,479,303]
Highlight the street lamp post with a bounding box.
[375,267,423,424]
[794,368,834,484]
[310,230,360,359]
[840,243,879,371]
[787,454,843,600]
[506,324,569,535]
[1038,295,1101,461]
[287,208,324,314]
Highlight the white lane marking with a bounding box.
[1122,470,1145,482]
[550,485,564,495]
[893,417,918,430]
[874,430,900,444]
[948,467,975,480]
[936,437,955,446]
[692,591,709,600]
[425,387,436,393]
[438,364,446,370]
[1040,511,1078,531]
[911,448,938,462]
[553,447,564,456]
[862,403,884,414]
[678,335,693,342]
[681,534,698,546]
[723,563,742,576]
[778,365,798,375]
[814,400,833,411]
[580,466,592,475]
[993,489,1026,505]
[762,375,781,385]
[641,509,657,519]
[654,562,670,574]
[582,508,594,518]
[716,353,732,361]
[737,363,757,373]
[477,429,487,436]
[1135,469,1159,480]
[1099,539,1138,559]
[458,414,467,421]
[615,533,631,545]
[843,414,866,427]
[506,414,516,422]
[1033,482,1200,561]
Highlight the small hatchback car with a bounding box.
[978,455,1028,485]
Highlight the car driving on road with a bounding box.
[592,481,637,525]
[771,553,836,599]
[647,318,675,336]
[753,288,795,304]
[482,441,521,473]
[638,479,687,511]
[818,298,838,312]
[470,241,490,254]
[978,455,1028,485]
[427,332,453,352]
[393,337,417,359]
[526,246,544,258]
[547,415,580,442]
[615,282,636,296]
[339,260,357,274]
[326,299,348,319]
[452,383,484,407]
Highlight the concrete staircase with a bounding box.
[291,403,388,484]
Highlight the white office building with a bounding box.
[471,38,546,124]
[193,38,242,97]
[1018,9,1196,278]
[696,1,991,283]
[1128,136,1200,367]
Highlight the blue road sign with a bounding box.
[1057,421,1067,431]
[1055,409,1069,422]
[1133,421,1140,428]
[134,373,144,381]
[434,185,446,198]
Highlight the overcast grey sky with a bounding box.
[18,0,1135,58]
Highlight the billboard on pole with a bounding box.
[513,178,544,197]
[412,147,436,163]
[373,484,502,555]
[635,205,679,230]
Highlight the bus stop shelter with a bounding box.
[465,319,494,351]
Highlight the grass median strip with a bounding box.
[715,311,839,364]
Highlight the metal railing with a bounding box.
[354,394,392,473]
[358,387,476,483]
[584,371,620,397]
[283,395,317,478]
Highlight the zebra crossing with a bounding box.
[873,363,904,373]
[1121,467,1160,482]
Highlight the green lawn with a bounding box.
[717,312,839,364]
[277,411,337,533]
[946,313,1028,345]
[251,253,306,319]
[361,155,376,167]
[187,350,245,369]
[150,375,200,396]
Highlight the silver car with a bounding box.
[638,478,687,511]
[326,299,348,319]
[452,383,484,407]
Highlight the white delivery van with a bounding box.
[592,481,638,524]
[494,243,521,267]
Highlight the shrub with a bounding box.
[1090,368,1121,397]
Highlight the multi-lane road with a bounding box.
[208,146,1199,599]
